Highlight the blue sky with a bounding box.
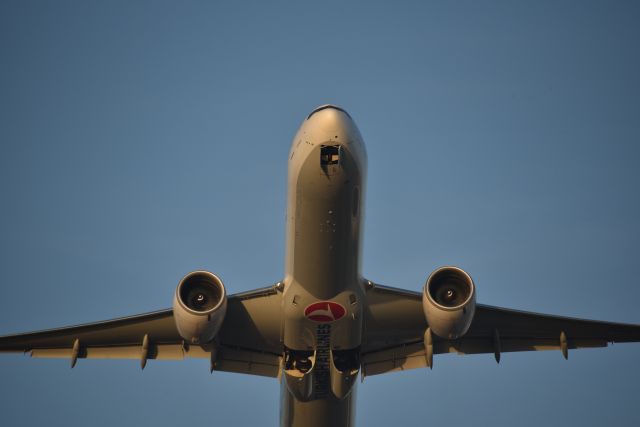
[1,1,639,426]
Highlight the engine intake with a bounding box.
[423,266,476,339]
[173,271,227,344]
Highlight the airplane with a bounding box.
[1,104,639,427]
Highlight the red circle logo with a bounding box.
[304,301,346,322]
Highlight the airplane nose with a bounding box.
[305,104,355,137]
[307,104,352,121]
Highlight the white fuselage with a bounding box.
[280,106,367,427]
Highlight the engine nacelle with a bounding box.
[422,266,476,339]
[173,271,227,344]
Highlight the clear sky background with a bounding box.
[1,1,639,426]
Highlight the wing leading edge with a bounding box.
[361,284,640,377]
[0,285,283,377]
[4,282,639,378]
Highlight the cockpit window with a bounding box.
[321,145,341,165]
[307,105,351,120]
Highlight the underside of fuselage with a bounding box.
[280,105,367,427]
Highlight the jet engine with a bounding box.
[422,266,476,339]
[173,271,227,344]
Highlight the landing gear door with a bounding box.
[320,145,342,176]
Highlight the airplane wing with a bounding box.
[361,283,640,377]
[0,285,283,377]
